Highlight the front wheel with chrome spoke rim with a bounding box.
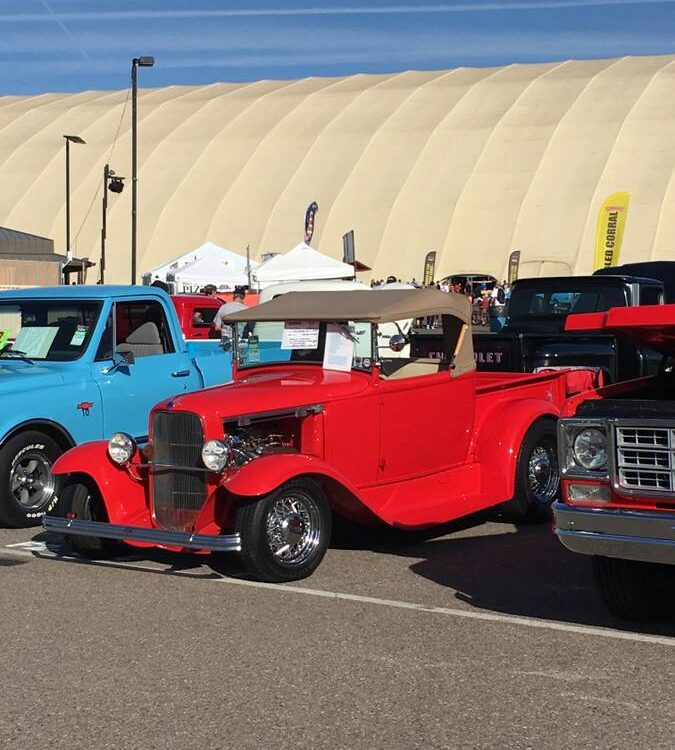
[236,478,332,582]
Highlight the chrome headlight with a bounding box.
[201,439,230,472]
[108,432,136,465]
[572,427,608,470]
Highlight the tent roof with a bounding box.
[253,242,355,282]
[150,241,256,277]
[225,288,470,324]
[172,254,252,287]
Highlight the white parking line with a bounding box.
[4,541,674,646]
[217,576,675,647]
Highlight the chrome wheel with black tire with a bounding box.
[236,478,331,582]
[0,430,62,528]
[500,418,560,522]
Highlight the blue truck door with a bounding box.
[93,299,201,439]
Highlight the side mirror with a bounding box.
[389,334,408,353]
[102,349,135,374]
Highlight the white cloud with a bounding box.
[1,1,675,23]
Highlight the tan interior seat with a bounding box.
[380,358,447,379]
[117,321,164,357]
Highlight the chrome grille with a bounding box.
[151,411,206,531]
[615,425,675,493]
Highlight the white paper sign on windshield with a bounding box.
[13,327,58,359]
[281,321,320,350]
[70,325,88,346]
[323,324,354,372]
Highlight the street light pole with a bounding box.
[63,134,86,260]
[131,55,155,285]
[100,164,125,284]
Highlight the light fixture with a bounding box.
[63,134,86,261]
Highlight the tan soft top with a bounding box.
[224,289,470,324]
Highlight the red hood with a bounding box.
[565,304,675,356]
[154,365,371,420]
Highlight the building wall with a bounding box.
[0,259,62,288]
[0,55,673,284]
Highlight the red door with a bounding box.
[376,371,475,483]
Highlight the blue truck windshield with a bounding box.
[0,301,102,361]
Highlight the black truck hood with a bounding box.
[565,304,675,357]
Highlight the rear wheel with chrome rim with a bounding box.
[235,478,332,582]
[500,418,560,522]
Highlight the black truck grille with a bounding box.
[151,411,207,531]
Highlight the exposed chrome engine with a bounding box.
[226,427,297,467]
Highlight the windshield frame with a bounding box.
[0,299,104,363]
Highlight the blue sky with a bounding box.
[1,0,674,95]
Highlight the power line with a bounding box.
[72,84,131,248]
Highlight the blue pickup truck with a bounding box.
[0,285,231,527]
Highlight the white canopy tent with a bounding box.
[145,242,256,292]
[252,242,355,288]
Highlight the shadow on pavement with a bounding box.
[341,519,675,635]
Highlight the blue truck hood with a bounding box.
[0,361,68,394]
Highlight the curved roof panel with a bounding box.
[0,55,673,284]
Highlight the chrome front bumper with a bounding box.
[553,502,675,565]
[43,516,241,552]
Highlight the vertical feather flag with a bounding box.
[507,250,521,283]
[594,191,630,270]
[423,251,436,286]
[304,201,319,244]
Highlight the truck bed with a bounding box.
[474,367,598,401]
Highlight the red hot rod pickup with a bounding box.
[553,304,675,620]
[45,290,597,582]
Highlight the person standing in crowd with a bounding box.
[489,281,508,331]
[201,284,218,298]
[151,276,170,292]
[214,287,247,348]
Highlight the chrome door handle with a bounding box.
[171,370,191,377]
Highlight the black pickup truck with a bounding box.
[412,274,665,383]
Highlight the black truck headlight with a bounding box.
[108,432,136,465]
[573,428,608,470]
[202,439,230,472]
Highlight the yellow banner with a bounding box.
[593,191,630,270]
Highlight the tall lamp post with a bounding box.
[63,134,86,260]
[100,164,125,284]
[131,55,155,285]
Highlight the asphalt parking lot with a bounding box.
[1,517,673,750]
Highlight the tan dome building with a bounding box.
[1,54,674,285]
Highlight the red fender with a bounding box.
[223,453,379,524]
[51,441,150,526]
[221,453,381,524]
[223,453,360,498]
[474,399,560,504]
